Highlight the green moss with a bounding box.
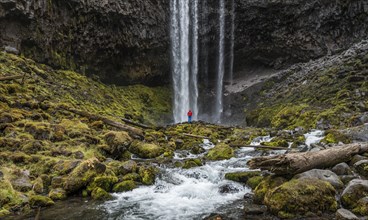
[322,130,351,144]
[262,138,289,148]
[112,180,137,192]
[246,176,264,190]
[182,159,203,169]
[225,171,261,183]
[352,198,368,216]
[129,142,164,159]
[122,173,141,182]
[91,187,112,201]
[48,188,67,200]
[0,179,21,209]
[87,176,118,192]
[0,208,11,218]
[138,166,157,185]
[264,179,337,218]
[29,195,55,207]
[206,143,234,161]
[254,176,287,204]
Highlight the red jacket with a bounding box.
[187,111,193,117]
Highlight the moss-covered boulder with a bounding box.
[225,171,261,183]
[129,142,164,159]
[63,159,106,194]
[264,178,337,219]
[87,176,118,192]
[322,130,352,144]
[24,122,50,140]
[262,138,289,148]
[254,176,287,204]
[53,160,81,175]
[0,179,21,209]
[182,159,203,169]
[353,160,368,178]
[91,187,112,201]
[206,143,234,161]
[352,197,368,216]
[48,188,67,200]
[29,195,55,207]
[103,131,132,155]
[247,176,264,190]
[122,173,141,182]
[0,208,11,218]
[33,177,44,194]
[138,166,157,185]
[113,180,137,192]
[341,179,368,210]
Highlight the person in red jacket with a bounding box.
[187,110,193,123]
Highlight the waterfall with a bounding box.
[229,0,235,85]
[215,0,226,123]
[170,0,199,123]
[190,0,199,121]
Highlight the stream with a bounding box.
[11,131,324,220]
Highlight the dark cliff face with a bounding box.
[1,0,367,86]
[233,0,368,72]
[0,0,170,85]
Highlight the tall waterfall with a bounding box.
[170,0,199,123]
[214,0,226,123]
[229,0,235,85]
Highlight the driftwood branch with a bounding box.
[247,143,368,175]
[0,75,24,81]
[230,144,291,151]
[121,118,153,129]
[59,106,144,138]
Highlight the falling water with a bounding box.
[190,0,199,121]
[215,0,226,123]
[171,0,199,123]
[229,0,235,85]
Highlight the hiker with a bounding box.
[187,110,193,123]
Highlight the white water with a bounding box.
[171,0,199,123]
[102,140,253,220]
[215,0,226,123]
[304,130,325,147]
[229,0,235,85]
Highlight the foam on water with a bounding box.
[304,130,325,147]
[102,144,252,220]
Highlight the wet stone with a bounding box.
[336,208,359,220]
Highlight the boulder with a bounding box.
[349,155,367,166]
[352,197,368,216]
[32,177,44,194]
[341,179,368,210]
[112,180,137,192]
[332,163,353,176]
[336,209,359,220]
[129,142,164,159]
[53,160,81,175]
[103,131,132,155]
[29,195,54,207]
[264,178,337,219]
[182,159,203,169]
[91,187,112,201]
[87,176,118,192]
[9,170,32,192]
[293,169,343,189]
[63,159,106,194]
[206,143,234,161]
[254,176,287,204]
[48,188,67,200]
[353,160,368,178]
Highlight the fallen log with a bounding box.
[121,118,153,129]
[182,133,210,139]
[247,143,368,175]
[59,106,144,138]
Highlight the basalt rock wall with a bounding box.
[0,0,170,85]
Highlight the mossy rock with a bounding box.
[322,130,351,144]
[225,171,261,183]
[48,188,67,201]
[91,187,112,201]
[354,160,368,178]
[262,138,289,148]
[122,173,141,182]
[353,197,368,216]
[33,177,44,194]
[247,176,264,190]
[63,159,106,194]
[87,176,118,192]
[341,179,368,210]
[254,176,287,204]
[0,179,21,208]
[29,195,55,207]
[129,142,164,159]
[103,131,132,155]
[53,160,81,175]
[206,143,234,161]
[182,159,203,169]
[264,178,337,219]
[0,208,11,218]
[112,180,137,192]
[138,166,157,185]
[24,122,50,140]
